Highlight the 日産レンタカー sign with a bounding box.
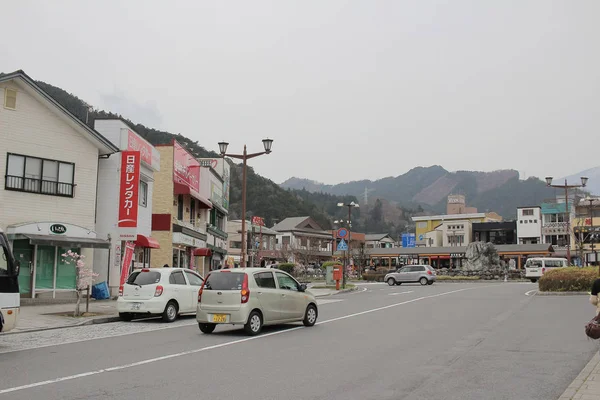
[118,151,141,229]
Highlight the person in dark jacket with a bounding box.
[590,278,600,316]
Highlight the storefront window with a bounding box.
[56,247,78,289]
[35,245,55,289]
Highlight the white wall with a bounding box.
[517,207,542,242]
[441,220,472,246]
[0,84,101,232]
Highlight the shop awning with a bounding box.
[21,234,111,249]
[134,234,160,249]
[193,248,212,257]
[174,183,213,209]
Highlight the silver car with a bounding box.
[384,265,436,286]
[196,268,318,336]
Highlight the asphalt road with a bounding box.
[0,282,597,400]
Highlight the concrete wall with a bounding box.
[151,146,174,268]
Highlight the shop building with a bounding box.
[472,221,516,245]
[516,206,542,244]
[93,119,161,295]
[413,212,502,247]
[227,219,280,268]
[0,70,118,298]
[151,140,212,274]
[198,158,230,275]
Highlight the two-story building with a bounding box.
[573,197,600,265]
[541,198,578,257]
[93,118,162,295]
[151,140,212,274]
[198,158,229,275]
[0,70,118,299]
[472,221,517,245]
[413,212,503,247]
[516,206,542,244]
[272,217,333,265]
[227,219,280,267]
[364,233,396,249]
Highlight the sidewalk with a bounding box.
[559,352,600,400]
[9,285,352,334]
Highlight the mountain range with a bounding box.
[280,166,581,219]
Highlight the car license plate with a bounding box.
[212,314,227,323]
[131,303,142,311]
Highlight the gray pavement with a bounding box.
[0,282,597,400]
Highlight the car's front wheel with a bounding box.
[198,323,216,334]
[419,277,428,286]
[162,301,178,323]
[530,278,537,283]
[387,277,396,286]
[244,311,263,336]
[303,304,318,327]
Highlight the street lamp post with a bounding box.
[587,197,598,274]
[545,176,588,266]
[338,201,359,288]
[219,139,273,268]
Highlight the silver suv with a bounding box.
[384,265,436,286]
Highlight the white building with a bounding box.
[440,220,473,247]
[198,158,230,275]
[516,206,542,244]
[93,119,161,295]
[0,70,118,299]
[364,234,396,249]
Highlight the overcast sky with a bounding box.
[2,1,599,185]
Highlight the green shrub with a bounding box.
[538,267,598,292]
[321,261,341,269]
[363,272,387,282]
[436,275,480,280]
[277,263,296,275]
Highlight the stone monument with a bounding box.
[464,242,501,271]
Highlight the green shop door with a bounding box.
[12,240,33,297]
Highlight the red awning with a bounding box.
[174,182,213,209]
[134,234,160,249]
[193,248,212,257]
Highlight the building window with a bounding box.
[190,199,196,223]
[139,181,148,207]
[5,153,75,197]
[522,209,534,216]
[4,88,17,110]
[417,222,427,229]
[230,241,242,249]
[177,194,184,221]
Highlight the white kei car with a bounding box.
[117,268,204,322]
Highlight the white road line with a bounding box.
[0,285,495,395]
[525,289,537,296]
[389,291,414,296]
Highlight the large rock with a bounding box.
[464,242,501,271]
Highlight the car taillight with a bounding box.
[198,275,209,302]
[241,274,250,303]
[154,285,164,297]
[542,267,546,274]
[142,268,150,272]
[427,270,432,275]
[119,286,123,296]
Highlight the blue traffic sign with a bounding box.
[419,234,424,241]
[337,228,348,239]
[337,238,348,251]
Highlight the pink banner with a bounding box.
[119,242,136,288]
[173,141,200,193]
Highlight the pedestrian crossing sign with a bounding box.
[337,239,348,251]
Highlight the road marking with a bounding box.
[389,291,414,296]
[0,285,495,395]
[525,289,537,296]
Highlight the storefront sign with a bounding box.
[118,151,141,234]
[127,130,154,167]
[251,216,265,226]
[49,224,67,235]
[172,232,205,248]
[173,141,200,193]
[199,159,218,169]
[450,253,463,258]
[119,242,136,288]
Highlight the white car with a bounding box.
[117,268,204,322]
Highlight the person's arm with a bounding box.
[590,295,599,306]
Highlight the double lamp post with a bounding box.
[218,139,273,268]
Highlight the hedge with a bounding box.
[321,261,341,268]
[538,267,598,292]
[277,263,296,276]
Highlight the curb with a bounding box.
[4,316,121,335]
[312,286,358,297]
[558,352,600,399]
[536,291,590,296]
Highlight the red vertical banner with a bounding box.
[119,242,136,288]
[118,151,141,228]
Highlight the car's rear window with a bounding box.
[127,271,161,285]
[204,272,245,290]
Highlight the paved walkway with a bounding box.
[559,352,600,400]
[9,285,347,334]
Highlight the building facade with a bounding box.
[151,140,212,274]
[0,71,118,299]
[516,206,542,244]
[364,233,396,249]
[413,212,502,247]
[93,119,161,295]
[227,219,279,267]
[573,197,600,264]
[541,200,575,256]
[272,217,333,265]
[472,221,516,245]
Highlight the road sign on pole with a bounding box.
[337,228,348,239]
[337,238,348,251]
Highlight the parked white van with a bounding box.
[525,257,568,282]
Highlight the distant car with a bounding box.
[196,267,318,335]
[525,257,568,283]
[117,268,204,322]
[384,265,436,286]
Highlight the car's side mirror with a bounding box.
[13,260,20,277]
[299,283,307,292]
